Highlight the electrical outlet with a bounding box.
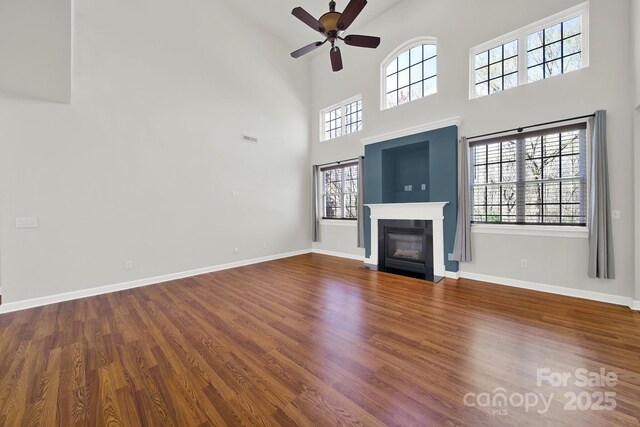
[124,260,134,270]
[612,210,621,220]
[448,253,455,261]
[233,248,239,255]
[520,259,528,269]
[262,242,267,249]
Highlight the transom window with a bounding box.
[323,106,342,140]
[469,2,588,99]
[321,163,359,220]
[474,40,518,97]
[344,99,363,134]
[470,124,587,225]
[527,16,583,82]
[382,38,437,110]
[320,96,362,141]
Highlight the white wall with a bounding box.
[0,0,72,103]
[0,0,311,304]
[311,0,635,299]
[314,222,363,258]
[635,107,640,304]
[632,0,640,305]
[634,0,640,109]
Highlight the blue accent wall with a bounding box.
[364,125,459,272]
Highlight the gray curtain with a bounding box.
[357,156,365,248]
[312,165,320,243]
[588,110,614,279]
[453,137,472,262]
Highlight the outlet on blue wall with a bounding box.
[364,125,459,273]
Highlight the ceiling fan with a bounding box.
[290,0,381,72]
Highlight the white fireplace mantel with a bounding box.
[366,202,449,277]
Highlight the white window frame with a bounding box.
[469,119,591,238]
[319,94,363,142]
[380,36,438,111]
[471,223,588,238]
[469,2,589,100]
[319,162,359,221]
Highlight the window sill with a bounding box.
[320,220,358,227]
[471,223,588,238]
[320,130,362,143]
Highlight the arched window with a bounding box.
[381,37,437,110]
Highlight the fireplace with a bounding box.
[378,220,435,280]
[365,202,448,282]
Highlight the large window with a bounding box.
[382,38,437,110]
[321,162,359,220]
[470,124,587,226]
[470,2,588,99]
[321,96,362,141]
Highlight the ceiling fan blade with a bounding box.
[292,7,325,34]
[344,34,380,49]
[330,46,343,72]
[337,0,367,31]
[291,41,325,58]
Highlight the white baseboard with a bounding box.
[3,250,636,314]
[445,271,461,279]
[458,271,635,309]
[0,249,312,315]
[311,248,365,262]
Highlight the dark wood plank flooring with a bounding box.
[0,253,639,426]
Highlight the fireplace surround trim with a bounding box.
[365,202,448,278]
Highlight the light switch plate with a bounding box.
[16,217,38,228]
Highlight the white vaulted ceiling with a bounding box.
[227,0,406,51]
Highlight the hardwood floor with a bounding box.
[0,253,639,426]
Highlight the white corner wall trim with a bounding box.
[459,271,636,309]
[632,300,640,311]
[0,249,312,314]
[311,248,365,262]
[361,116,462,145]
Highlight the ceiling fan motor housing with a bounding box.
[320,11,341,37]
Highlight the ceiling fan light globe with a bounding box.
[319,11,341,33]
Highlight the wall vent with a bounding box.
[241,134,258,144]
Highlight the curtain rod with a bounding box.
[466,113,595,141]
[316,157,360,168]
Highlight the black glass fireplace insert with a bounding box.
[378,219,441,282]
